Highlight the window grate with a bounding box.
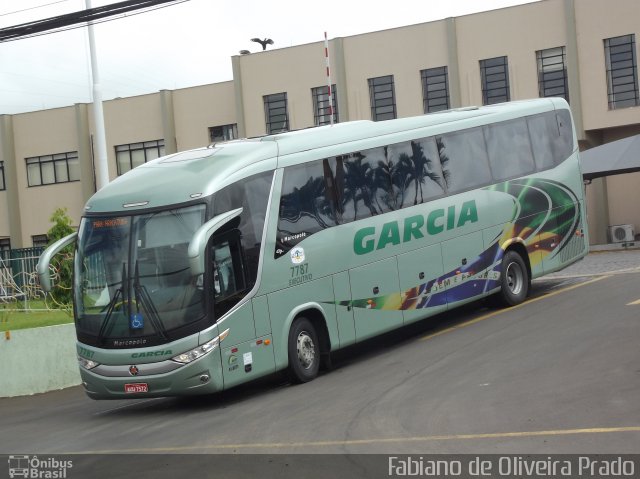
[480,56,510,105]
[312,85,338,126]
[264,92,289,134]
[604,34,640,109]
[368,75,397,121]
[536,46,569,103]
[421,66,450,113]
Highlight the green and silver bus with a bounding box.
[38,98,588,399]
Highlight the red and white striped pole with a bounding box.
[324,31,334,126]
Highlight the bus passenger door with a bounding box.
[349,257,403,342]
[397,243,446,325]
[442,231,485,308]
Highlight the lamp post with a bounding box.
[85,0,109,191]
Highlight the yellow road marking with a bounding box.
[420,275,610,342]
[626,299,640,305]
[71,425,640,453]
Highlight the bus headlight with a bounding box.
[78,357,100,370]
[172,328,230,364]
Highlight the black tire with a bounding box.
[287,317,320,383]
[495,250,529,307]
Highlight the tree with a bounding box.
[46,208,75,305]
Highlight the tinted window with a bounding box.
[214,171,274,286]
[527,111,574,169]
[555,110,574,160]
[437,127,492,192]
[330,149,393,223]
[387,138,445,208]
[485,118,535,181]
[527,113,556,170]
[277,161,337,257]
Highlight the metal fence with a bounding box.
[0,247,45,304]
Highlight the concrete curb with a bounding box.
[0,323,81,397]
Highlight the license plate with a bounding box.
[124,383,148,393]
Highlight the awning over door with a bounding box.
[581,134,640,180]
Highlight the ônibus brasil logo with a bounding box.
[8,455,73,478]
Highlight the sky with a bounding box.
[0,0,539,115]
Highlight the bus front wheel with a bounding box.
[287,317,320,383]
[496,250,529,306]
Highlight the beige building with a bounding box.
[1,0,639,251]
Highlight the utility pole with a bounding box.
[85,0,109,190]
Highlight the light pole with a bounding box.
[85,0,109,191]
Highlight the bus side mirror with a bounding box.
[36,232,78,292]
[188,207,243,276]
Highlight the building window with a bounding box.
[421,66,450,113]
[368,75,396,121]
[209,124,238,143]
[25,152,79,187]
[115,140,165,176]
[32,234,48,247]
[0,161,5,191]
[264,92,289,134]
[604,34,640,109]
[480,56,510,105]
[312,85,338,126]
[536,47,569,103]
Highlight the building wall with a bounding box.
[238,42,331,135]
[11,107,84,244]
[99,93,164,181]
[575,0,640,131]
[173,81,236,151]
[342,21,450,120]
[606,172,640,234]
[455,0,567,105]
[597,124,640,238]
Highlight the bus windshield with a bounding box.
[74,204,208,347]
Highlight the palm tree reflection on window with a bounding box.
[278,137,448,245]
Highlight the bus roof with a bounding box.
[84,98,564,214]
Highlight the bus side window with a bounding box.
[527,113,556,170]
[485,118,535,181]
[391,138,446,207]
[211,233,247,317]
[330,149,393,222]
[528,111,575,170]
[437,127,492,193]
[554,110,574,161]
[276,160,337,256]
[214,170,274,288]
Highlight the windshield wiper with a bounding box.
[133,260,168,341]
[97,262,126,343]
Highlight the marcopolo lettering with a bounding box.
[131,350,173,358]
[354,200,478,255]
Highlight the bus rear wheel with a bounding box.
[495,250,529,307]
[287,317,320,383]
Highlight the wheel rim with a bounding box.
[505,261,524,296]
[296,330,316,370]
